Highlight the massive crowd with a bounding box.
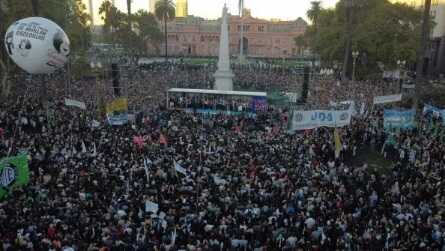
[1,62,445,251]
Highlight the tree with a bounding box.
[302,0,422,78]
[294,36,307,56]
[134,10,162,51]
[99,0,126,38]
[306,1,322,30]
[155,0,175,60]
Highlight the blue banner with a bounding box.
[107,113,129,126]
[423,104,445,125]
[384,109,416,130]
[250,96,267,112]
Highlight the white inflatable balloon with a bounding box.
[4,17,70,74]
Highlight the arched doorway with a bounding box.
[239,37,248,55]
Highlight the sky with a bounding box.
[87,0,340,24]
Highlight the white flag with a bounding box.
[143,157,152,181]
[81,141,87,153]
[145,201,159,213]
[64,98,86,110]
[174,161,187,175]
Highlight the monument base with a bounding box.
[214,70,234,91]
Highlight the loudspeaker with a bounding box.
[111,63,120,96]
[301,66,310,104]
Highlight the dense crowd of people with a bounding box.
[1,62,445,251]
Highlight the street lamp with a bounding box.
[352,51,359,82]
[397,60,406,92]
[90,61,104,118]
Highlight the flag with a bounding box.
[81,141,87,153]
[385,133,397,146]
[64,98,86,110]
[272,124,280,135]
[0,155,30,199]
[159,134,167,145]
[174,161,187,175]
[334,128,341,159]
[106,98,129,126]
[145,200,159,213]
[171,228,177,246]
[92,142,97,156]
[133,136,145,149]
[143,157,152,181]
[433,123,441,137]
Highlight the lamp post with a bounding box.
[352,51,359,82]
[90,61,104,118]
[397,59,406,92]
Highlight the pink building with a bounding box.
[160,10,307,59]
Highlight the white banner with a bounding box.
[174,162,187,175]
[373,94,402,105]
[64,98,86,110]
[289,109,353,131]
[145,201,159,213]
[330,100,358,116]
[284,92,300,103]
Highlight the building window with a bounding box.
[201,36,204,42]
[246,25,250,32]
[258,26,264,32]
[238,25,241,32]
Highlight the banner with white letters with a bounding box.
[289,109,353,131]
[384,109,416,130]
[64,98,86,110]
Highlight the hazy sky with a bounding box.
[95,0,339,21]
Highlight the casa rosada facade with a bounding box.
[156,11,307,59]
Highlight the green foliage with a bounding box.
[306,1,321,28]
[98,1,162,56]
[134,10,163,52]
[301,0,422,75]
[155,0,175,58]
[154,0,176,22]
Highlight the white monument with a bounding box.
[214,4,234,91]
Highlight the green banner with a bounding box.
[0,155,30,199]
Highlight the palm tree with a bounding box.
[155,0,175,60]
[306,1,321,30]
[99,0,123,35]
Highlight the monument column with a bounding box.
[214,4,234,91]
